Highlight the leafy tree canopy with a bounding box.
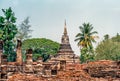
[22,38,60,62]
[75,23,98,50]
[16,17,32,41]
[0,7,17,62]
[95,34,120,61]
[111,33,120,42]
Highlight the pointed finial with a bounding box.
[65,19,66,27]
[64,20,67,35]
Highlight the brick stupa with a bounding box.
[49,20,80,64]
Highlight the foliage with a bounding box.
[22,38,60,62]
[80,47,95,63]
[0,7,17,62]
[104,34,109,41]
[111,33,120,42]
[16,17,32,41]
[75,23,98,63]
[75,23,98,49]
[95,34,120,61]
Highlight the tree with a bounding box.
[75,23,98,49]
[75,23,98,63]
[95,40,120,61]
[80,47,95,63]
[0,7,17,61]
[111,33,120,42]
[22,38,60,62]
[95,34,120,61]
[104,34,109,40]
[16,17,32,41]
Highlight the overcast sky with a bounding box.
[0,0,120,55]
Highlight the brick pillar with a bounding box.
[16,39,23,65]
[1,55,7,65]
[24,49,33,73]
[0,40,7,65]
[26,49,33,64]
[0,40,7,79]
[0,40,3,64]
[37,57,42,63]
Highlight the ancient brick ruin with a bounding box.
[0,22,80,81]
[0,22,120,81]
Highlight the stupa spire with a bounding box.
[64,20,67,35]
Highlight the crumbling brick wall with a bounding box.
[84,60,120,78]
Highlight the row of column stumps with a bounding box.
[0,39,33,65]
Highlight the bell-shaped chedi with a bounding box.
[60,20,74,53]
[50,20,80,64]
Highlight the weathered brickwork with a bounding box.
[0,22,120,81]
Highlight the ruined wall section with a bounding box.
[84,60,120,78]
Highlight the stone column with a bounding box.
[26,49,33,64]
[0,40,7,79]
[0,40,3,64]
[24,49,33,73]
[16,39,23,65]
[0,40,7,65]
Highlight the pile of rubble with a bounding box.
[8,74,44,81]
[54,70,94,81]
[8,70,94,81]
